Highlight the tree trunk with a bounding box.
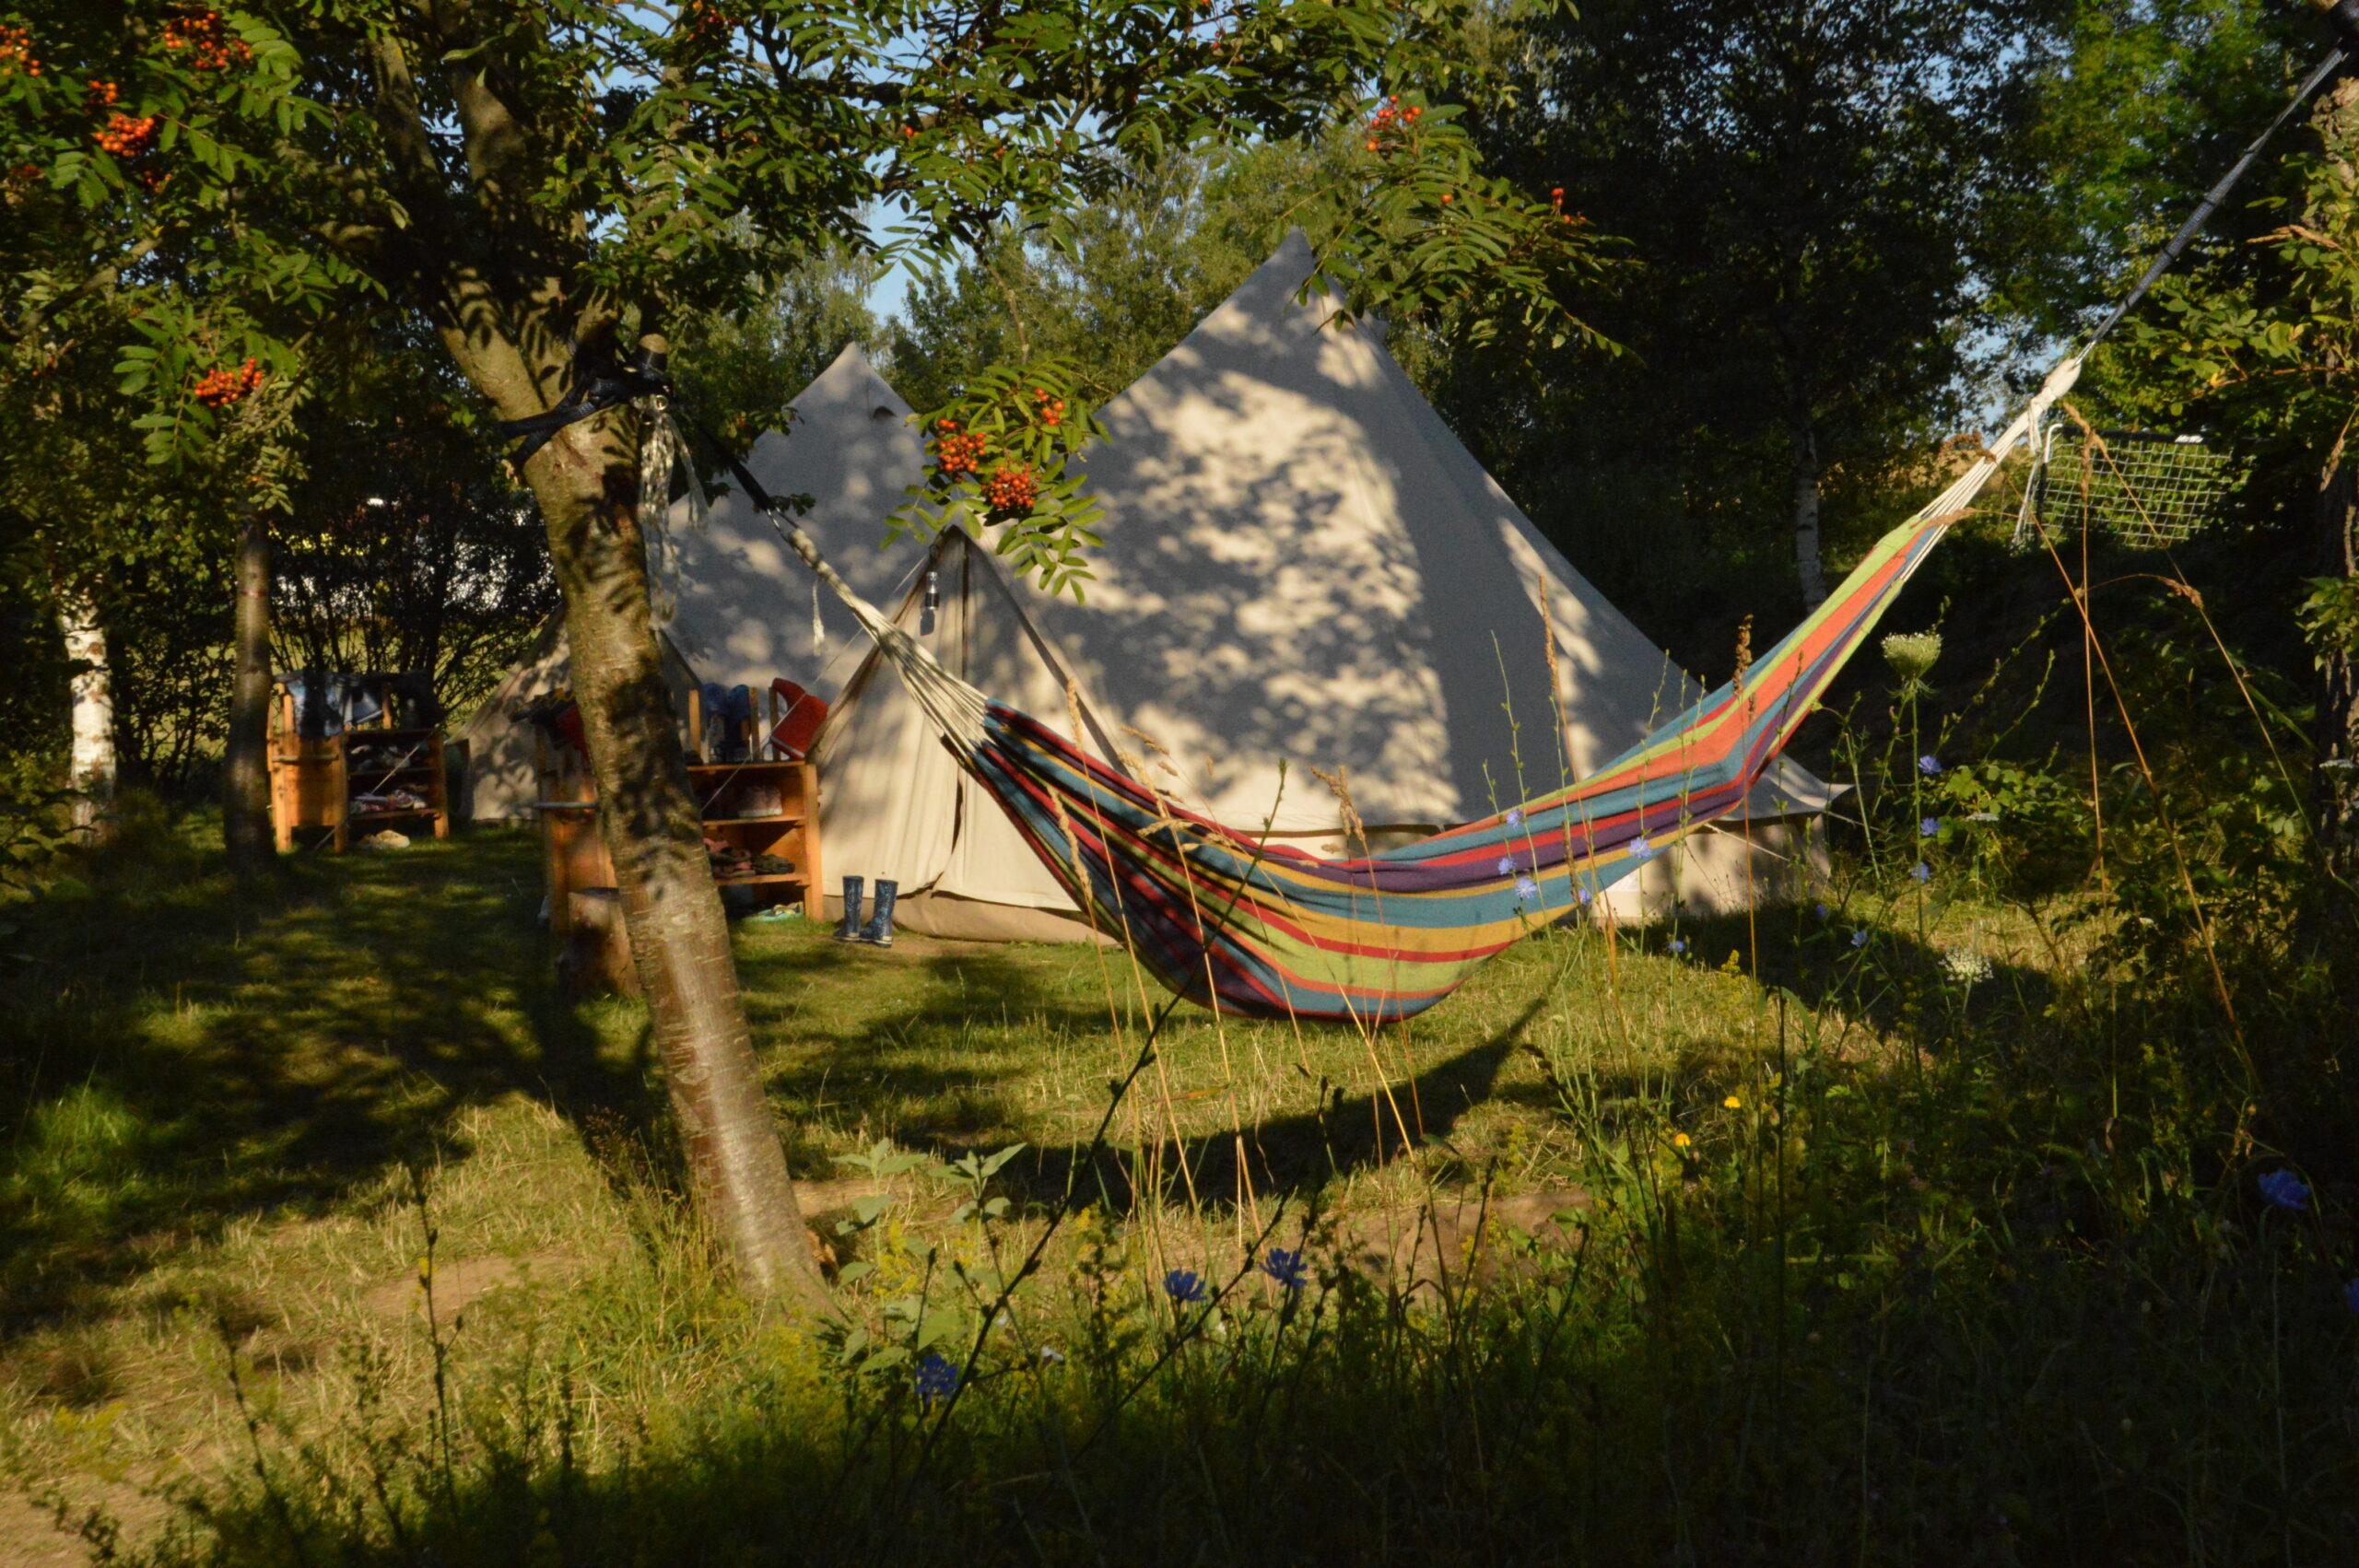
[222,510,276,874]
[522,402,826,1308]
[51,572,117,843]
[2318,458,2359,891]
[1790,415,1827,610]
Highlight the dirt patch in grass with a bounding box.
[1343,1186,1590,1290]
[362,1248,586,1321]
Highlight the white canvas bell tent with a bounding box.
[813,232,1834,936]
[456,343,931,821]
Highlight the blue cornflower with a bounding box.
[913,1352,961,1408]
[1505,807,1524,828]
[1515,874,1541,904]
[1850,929,1870,949]
[1164,1269,1209,1305]
[1262,1247,1309,1290]
[1627,835,1654,860]
[2258,1169,2311,1212]
[1577,885,1593,906]
[1918,755,1942,776]
[1919,817,1941,839]
[1813,902,1830,920]
[1667,938,1687,955]
[1496,854,1517,876]
[1910,861,1931,884]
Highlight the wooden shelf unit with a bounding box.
[267,686,450,852]
[534,685,825,968]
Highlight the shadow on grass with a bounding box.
[0,826,663,1339]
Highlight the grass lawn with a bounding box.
[1,820,2348,1564]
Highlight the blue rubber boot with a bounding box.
[858,879,898,947]
[832,875,864,942]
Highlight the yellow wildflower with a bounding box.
[1723,1094,1743,1110]
[1672,1132,1692,1150]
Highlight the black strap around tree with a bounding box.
[495,338,807,521]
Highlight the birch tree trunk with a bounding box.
[53,578,116,842]
[1790,415,1828,610]
[222,510,276,875]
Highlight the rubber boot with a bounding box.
[858,879,898,947]
[832,875,864,942]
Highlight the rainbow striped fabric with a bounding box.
[955,507,1962,1024]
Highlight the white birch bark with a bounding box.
[56,579,117,839]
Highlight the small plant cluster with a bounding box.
[161,10,252,70]
[898,357,1106,596]
[0,22,39,76]
[1364,92,1422,153]
[931,418,989,478]
[980,462,1038,512]
[92,111,158,159]
[192,356,264,408]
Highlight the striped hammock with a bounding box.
[705,357,2083,1025]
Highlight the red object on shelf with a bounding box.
[768,679,828,759]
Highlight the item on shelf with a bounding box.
[359,830,411,850]
[733,782,785,819]
[352,787,428,813]
[751,853,796,877]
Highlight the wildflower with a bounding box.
[1514,874,1542,904]
[1919,817,1941,839]
[1163,1269,1209,1305]
[2343,1279,2359,1316]
[1910,861,1931,885]
[1627,835,1654,860]
[1039,1346,1067,1365]
[1577,885,1592,906]
[1496,854,1516,876]
[1667,938,1687,955]
[1262,1248,1309,1291]
[1918,755,1942,776]
[913,1352,961,1408]
[1671,1132,1692,1150]
[2258,1170,2311,1212]
[1723,1094,1743,1110]
[1941,948,1994,986]
[1850,929,1869,948]
[1881,630,1942,683]
[1813,902,1830,920]
[1505,807,1523,828]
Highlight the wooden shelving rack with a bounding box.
[267,684,451,852]
[535,685,825,988]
